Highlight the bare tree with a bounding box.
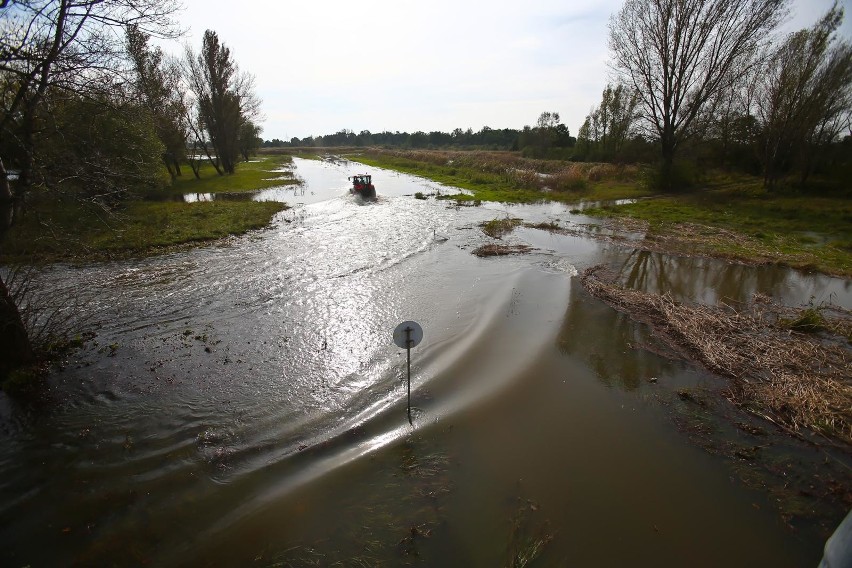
[0,0,180,382]
[0,0,181,194]
[754,2,852,189]
[608,0,789,190]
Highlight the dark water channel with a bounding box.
[1,158,850,566]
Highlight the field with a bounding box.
[0,155,293,263]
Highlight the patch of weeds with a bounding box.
[1,365,46,397]
[97,343,119,356]
[414,192,427,200]
[482,217,522,239]
[473,244,533,257]
[505,498,554,568]
[736,422,768,437]
[780,307,825,333]
[526,221,560,233]
[42,331,95,358]
[677,388,709,407]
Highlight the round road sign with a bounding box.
[393,321,423,349]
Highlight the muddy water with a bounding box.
[1,157,849,566]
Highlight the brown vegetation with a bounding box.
[581,265,852,446]
[361,148,640,192]
[472,244,533,257]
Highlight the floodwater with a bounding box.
[1,157,850,566]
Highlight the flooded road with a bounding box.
[1,157,849,566]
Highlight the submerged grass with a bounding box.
[505,499,554,568]
[481,217,522,239]
[473,244,533,257]
[581,265,852,446]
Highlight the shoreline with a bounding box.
[341,148,851,278]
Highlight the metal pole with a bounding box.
[406,326,412,425]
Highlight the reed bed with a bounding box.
[581,265,852,446]
[361,148,638,193]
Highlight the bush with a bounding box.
[1,366,43,397]
[645,160,700,192]
[551,165,588,192]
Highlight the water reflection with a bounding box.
[183,192,214,202]
[610,249,851,308]
[557,283,688,390]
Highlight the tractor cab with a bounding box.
[348,174,376,199]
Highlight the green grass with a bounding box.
[1,198,287,262]
[100,200,287,250]
[345,151,651,204]
[165,154,298,195]
[585,178,852,276]
[350,154,546,203]
[1,155,294,263]
[482,217,522,239]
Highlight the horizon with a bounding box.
[167,0,851,141]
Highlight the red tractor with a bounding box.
[348,174,376,199]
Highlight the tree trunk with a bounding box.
[660,137,676,192]
[0,157,11,202]
[0,157,33,381]
[163,154,177,179]
[0,265,33,381]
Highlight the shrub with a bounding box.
[551,165,588,192]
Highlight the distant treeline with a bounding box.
[262,112,580,160]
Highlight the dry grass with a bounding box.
[473,244,533,257]
[581,265,852,446]
[359,148,637,192]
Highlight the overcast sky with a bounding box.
[168,0,852,141]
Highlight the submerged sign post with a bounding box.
[393,321,423,425]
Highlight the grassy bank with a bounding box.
[584,177,852,276]
[165,154,298,194]
[1,156,293,263]
[343,148,652,203]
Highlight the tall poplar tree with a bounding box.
[185,30,260,175]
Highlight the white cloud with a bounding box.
[168,0,847,140]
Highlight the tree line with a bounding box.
[595,0,852,191]
[263,111,577,158]
[275,0,851,194]
[0,0,262,380]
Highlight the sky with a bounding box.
[165,0,852,141]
